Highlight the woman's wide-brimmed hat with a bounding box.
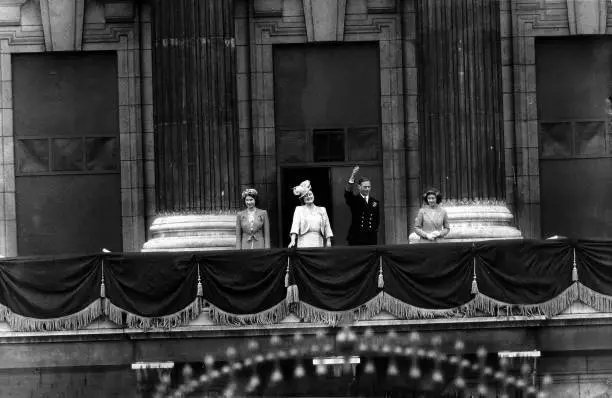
[241,188,258,199]
[292,180,311,198]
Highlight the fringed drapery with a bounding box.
[0,254,103,331]
[102,252,199,329]
[380,243,475,312]
[473,239,575,317]
[0,239,611,331]
[290,247,380,317]
[197,249,287,318]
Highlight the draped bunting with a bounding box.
[0,239,612,331]
[0,254,102,331]
[196,249,288,325]
[380,243,474,317]
[103,252,200,329]
[473,239,577,317]
[289,246,380,324]
[574,240,612,312]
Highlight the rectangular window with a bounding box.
[313,129,344,162]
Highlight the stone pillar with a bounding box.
[143,0,240,251]
[413,0,521,242]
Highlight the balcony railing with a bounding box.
[0,239,610,333]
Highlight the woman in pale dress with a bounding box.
[236,188,270,249]
[288,180,333,248]
[413,188,450,242]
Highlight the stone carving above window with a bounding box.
[100,0,135,23]
[0,0,28,26]
[303,0,347,41]
[512,0,611,36]
[253,0,282,17]
[39,0,86,51]
[366,0,397,14]
[566,0,608,34]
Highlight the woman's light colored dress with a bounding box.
[290,205,333,248]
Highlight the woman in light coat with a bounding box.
[288,180,333,248]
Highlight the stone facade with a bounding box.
[501,0,611,238]
[0,1,610,395]
[0,0,154,256]
[0,0,607,253]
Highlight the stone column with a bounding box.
[143,0,240,251]
[413,0,521,241]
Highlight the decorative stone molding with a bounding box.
[253,0,282,17]
[39,0,85,51]
[303,0,347,41]
[367,0,397,14]
[101,0,135,23]
[567,0,608,34]
[0,0,28,26]
[344,14,401,36]
[142,215,237,252]
[513,0,570,35]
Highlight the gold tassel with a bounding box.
[286,285,300,305]
[471,278,478,295]
[197,265,203,297]
[286,285,295,304]
[285,259,290,288]
[572,248,578,282]
[377,258,384,289]
[471,258,478,294]
[291,284,299,304]
[100,262,106,298]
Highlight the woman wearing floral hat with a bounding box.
[288,180,333,248]
[236,188,270,249]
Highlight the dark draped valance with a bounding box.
[0,239,610,331]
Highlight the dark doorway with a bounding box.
[536,37,612,239]
[274,42,383,246]
[13,52,122,255]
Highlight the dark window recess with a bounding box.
[86,137,118,171]
[540,122,572,158]
[16,139,49,173]
[16,136,119,175]
[278,130,308,163]
[575,121,605,156]
[313,129,344,162]
[348,127,380,161]
[51,138,83,171]
[540,121,606,158]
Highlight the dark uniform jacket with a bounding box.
[344,183,380,245]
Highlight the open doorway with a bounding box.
[273,42,383,247]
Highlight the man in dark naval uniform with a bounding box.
[344,166,380,246]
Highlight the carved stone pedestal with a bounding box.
[142,214,236,252]
[409,202,522,243]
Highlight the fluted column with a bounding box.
[413,0,520,242]
[152,0,239,212]
[144,0,240,251]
